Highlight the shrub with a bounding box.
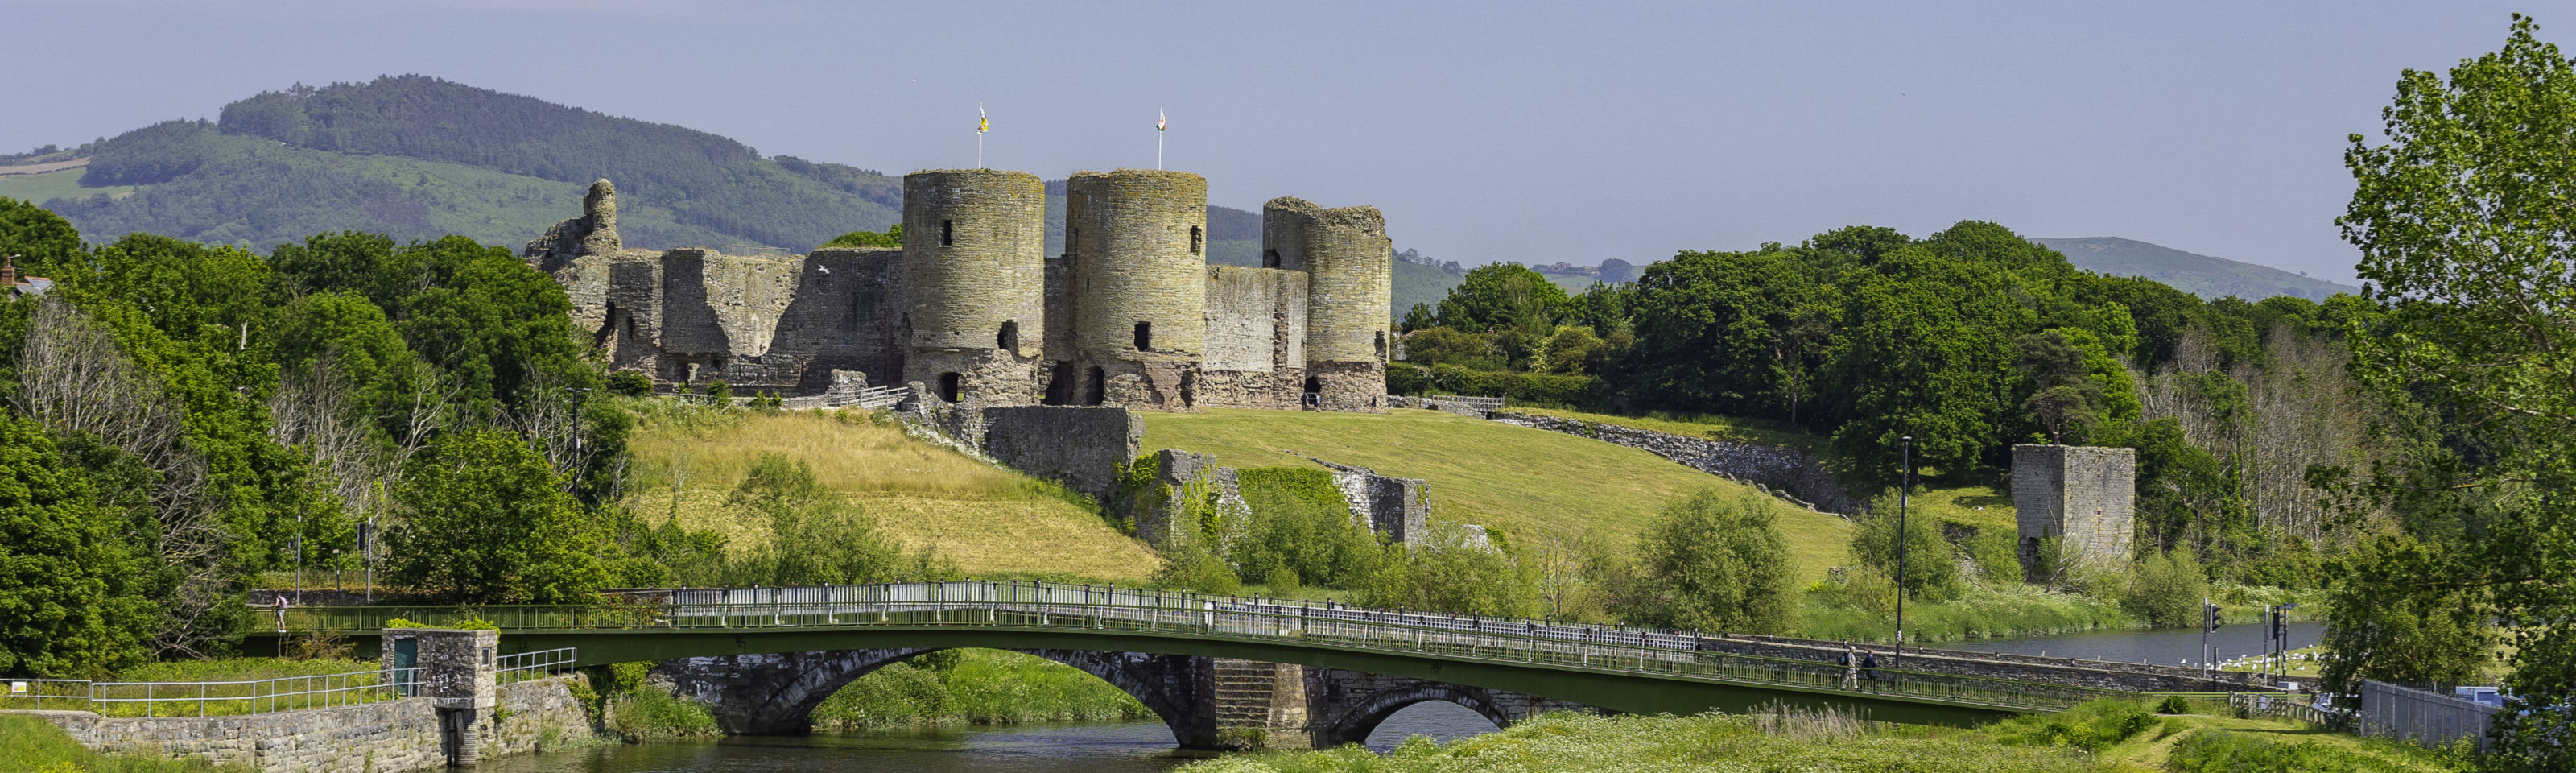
[608,685,719,741]
[1849,491,1963,602]
[2157,694,2194,714]
[1386,362,1430,395]
[1963,527,2025,585]
[1623,489,1797,633]
[1228,468,1383,589]
[605,371,653,397]
[1362,523,1540,617]
[2120,550,2209,629]
[703,379,733,402]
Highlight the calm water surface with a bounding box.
[479,702,1501,772]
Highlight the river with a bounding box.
[477,701,1503,772]
[477,622,2324,771]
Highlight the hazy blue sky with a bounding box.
[7,1,2560,283]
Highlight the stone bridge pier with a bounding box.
[654,650,1586,750]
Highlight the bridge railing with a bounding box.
[270,581,2135,713]
[497,647,580,684]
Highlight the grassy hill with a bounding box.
[620,403,1162,581]
[31,76,899,252]
[1137,407,1853,585]
[2032,237,2357,301]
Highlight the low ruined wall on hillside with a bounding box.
[1492,412,1859,514]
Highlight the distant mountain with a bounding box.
[2032,237,2357,301]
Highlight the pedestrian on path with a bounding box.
[272,594,288,632]
[1861,651,1880,688]
[1841,644,1859,689]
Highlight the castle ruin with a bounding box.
[2010,444,2136,577]
[527,171,1392,411]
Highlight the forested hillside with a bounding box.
[31,76,900,251]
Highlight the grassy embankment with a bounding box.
[621,400,1161,581]
[1139,407,1855,587]
[1438,407,2237,644]
[809,649,1151,729]
[0,714,250,773]
[1183,700,2470,773]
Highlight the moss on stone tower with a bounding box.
[1062,170,1208,409]
[1264,196,1392,412]
[899,169,1047,404]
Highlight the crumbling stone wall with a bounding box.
[1311,458,1428,545]
[1116,449,1426,550]
[1199,265,1308,408]
[978,406,1143,501]
[533,172,1395,413]
[2012,444,2136,575]
[1493,412,1858,514]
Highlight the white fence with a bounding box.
[2358,679,2501,752]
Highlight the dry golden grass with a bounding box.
[621,404,1162,581]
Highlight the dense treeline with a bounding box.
[0,197,935,679]
[1397,221,2375,585]
[47,76,899,251]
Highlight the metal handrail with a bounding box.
[497,647,579,684]
[266,581,2135,713]
[43,668,422,717]
[0,678,95,711]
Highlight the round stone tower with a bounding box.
[1063,169,1207,409]
[898,169,1047,404]
[1264,196,1392,412]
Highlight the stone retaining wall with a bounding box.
[1493,412,1860,514]
[24,701,444,773]
[16,674,597,773]
[489,675,597,759]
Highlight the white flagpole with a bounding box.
[1157,108,1166,170]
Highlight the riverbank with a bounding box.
[1176,700,2469,773]
[811,649,1152,729]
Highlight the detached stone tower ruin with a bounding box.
[2011,444,2136,577]
[527,167,1391,412]
[899,170,1046,404]
[1265,196,1393,412]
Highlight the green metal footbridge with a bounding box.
[250,581,2137,726]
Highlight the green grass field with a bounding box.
[0,167,134,205]
[1139,407,1854,585]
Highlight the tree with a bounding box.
[386,429,605,603]
[1847,490,1963,602]
[1823,246,2030,482]
[2120,550,2209,629]
[0,412,157,678]
[1362,523,1539,617]
[2334,16,2576,767]
[1399,327,1500,370]
[1625,489,1797,632]
[1434,263,1568,333]
[724,453,902,585]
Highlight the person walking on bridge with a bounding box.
[271,594,287,632]
[1860,650,1880,690]
[1840,644,1858,690]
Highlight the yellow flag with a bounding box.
[978,107,989,134]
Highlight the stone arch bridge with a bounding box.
[251,581,2132,750]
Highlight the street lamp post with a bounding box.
[1896,435,1912,668]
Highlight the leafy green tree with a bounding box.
[1362,523,1539,617]
[1398,327,1497,370]
[2014,327,2140,445]
[1435,263,1568,333]
[2333,17,2576,767]
[822,227,901,249]
[724,453,902,585]
[1624,489,1797,633]
[1822,246,2031,482]
[2318,536,2491,695]
[1228,469,1385,590]
[1534,325,1608,375]
[0,413,157,677]
[1623,246,1844,423]
[1847,490,1963,602]
[386,428,605,603]
[1398,302,1437,333]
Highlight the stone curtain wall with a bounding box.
[1493,412,1859,514]
[1310,457,1428,545]
[1199,266,1309,408]
[978,406,1144,501]
[762,247,902,392]
[32,701,445,773]
[2011,444,2136,573]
